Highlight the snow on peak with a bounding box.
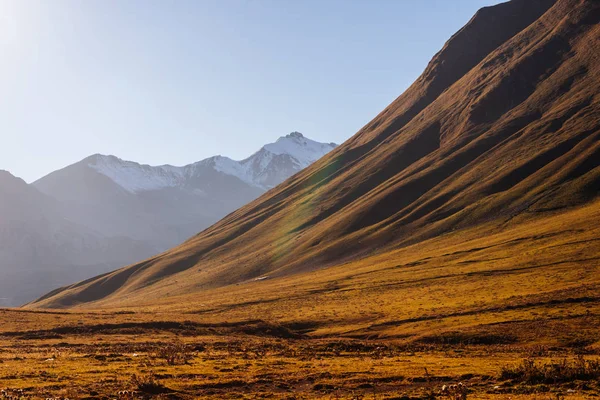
[208,156,248,182]
[87,154,184,193]
[262,132,337,168]
[86,133,337,193]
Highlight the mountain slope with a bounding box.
[32,0,600,309]
[0,171,154,307]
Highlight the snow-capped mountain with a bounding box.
[33,131,335,247]
[83,132,336,193]
[0,132,336,306]
[213,131,337,189]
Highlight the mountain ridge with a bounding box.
[1,133,336,307]
[40,132,336,194]
[0,170,156,307]
[31,131,336,249]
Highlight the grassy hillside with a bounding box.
[31,198,600,341]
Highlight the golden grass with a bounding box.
[3,202,600,398]
[64,200,599,342]
[1,318,599,399]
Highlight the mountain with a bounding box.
[0,171,154,307]
[33,132,336,249]
[31,0,600,311]
[0,133,335,306]
[205,131,338,190]
[51,132,334,194]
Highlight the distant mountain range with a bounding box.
[0,132,336,306]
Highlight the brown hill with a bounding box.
[31,0,600,310]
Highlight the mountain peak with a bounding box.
[51,133,337,193]
[0,170,25,185]
[0,170,33,196]
[277,131,305,143]
[264,134,338,170]
[0,169,15,178]
[83,153,124,165]
[219,133,337,189]
[287,131,304,139]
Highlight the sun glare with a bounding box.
[0,1,20,45]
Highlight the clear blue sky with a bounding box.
[1,0,501,182]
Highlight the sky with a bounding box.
[0,0,501,183]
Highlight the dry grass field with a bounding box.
[1,310,599,399]
[4,201,600,399]
[1,311,599,399]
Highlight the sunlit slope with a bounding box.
[31,0,600,309]
[31,199,600,344]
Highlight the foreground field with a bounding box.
[1,309,599,399]
[2,203,600,398]
[6,202,600,398]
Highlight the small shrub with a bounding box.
[130,372,168,394]
[500,356,600,384]
[153,341,193,365]
[526,345,549,357]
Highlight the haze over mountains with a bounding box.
[0,133,336,306]
[32,0,600,310]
